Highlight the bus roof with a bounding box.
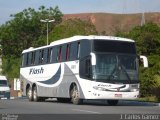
[0,76,7,80]
[22,35,135,53]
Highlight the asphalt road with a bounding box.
[0,98,160,114]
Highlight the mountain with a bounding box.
[63,12,160,35]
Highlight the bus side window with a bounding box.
[77,42,80,59]
[58,46,62,62]
[52,47,58,63]
[21,54,26,67]
[70,42,78,61]
[62,45,67,62]
[28,52,32,66]
[80,56,92,79]
[47,48,52,63]
[41,49,44,64]
[79,40,91,59]
[35,50,39,65]
[26,53,29,66]
[38,50,41,64]
[66,44,70,61]
[39,50,44,64]
[43,49,48,64]
[31,51,35,65]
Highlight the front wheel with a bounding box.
[107,100,119,106]
[70,85,83,105]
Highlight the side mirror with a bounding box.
[90,53,96,65]
[140,55,148,68]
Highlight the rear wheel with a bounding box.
[70,85,83,105]
[107,100,119,106]
[33,86,40,102]
[27,87,33,101]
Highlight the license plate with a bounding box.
[115,94,122,98]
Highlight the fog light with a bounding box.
[130,89,138,92]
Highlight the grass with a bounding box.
[137,96,160,103]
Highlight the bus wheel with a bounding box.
[27,87,33,101]
[33,86,40,102]
[70,85,83,105]
[107,100,119,106]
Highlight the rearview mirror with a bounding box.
[140,55,148,68]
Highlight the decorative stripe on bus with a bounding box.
[38,65,61,85]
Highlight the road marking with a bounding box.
[72,109,101,114]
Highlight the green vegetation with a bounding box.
[116,23,160,101]
[0,6,97,80]
[37,18,97,44]
[0,6,159,102]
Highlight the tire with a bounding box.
[107,100,119,106]
[33,86,40,102]
[27,87,33,101]
[70,85,83,105]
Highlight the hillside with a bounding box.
[63,12,160,35]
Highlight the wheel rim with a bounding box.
[27,88,32,100]
[71,86,79,103]
[33,88,37,101]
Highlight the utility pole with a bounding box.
[141,12,145,26]
[40,19,55,45]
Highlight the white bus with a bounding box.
[20,35,148,105]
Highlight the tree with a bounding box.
[116,23,160,97]
[48,18,98,41]
[0,6,63,79]
[0,6,63,57]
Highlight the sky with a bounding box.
[0,0,160,25]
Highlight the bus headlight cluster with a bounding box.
[130,89,138,92]
[130,84,139,92]
[93,86,106,91]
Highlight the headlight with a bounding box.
[130,89,139,92]
[93,86,106,91]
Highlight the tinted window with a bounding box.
[43,49,48,64]
[47,48,52,63]
[70,42,78,60]
[52,47,58,63]
[80,56,92,79]
[58,46,62,62]
[80,40,91,58]
[62,45,67,62]
[28,52,32,66]
[21,54,26,67]
[38,49,44,64]
[35,50,39,65]
[66,44,70,61]
[31,51,36,65]
[0,80,7,86]
[93,40,136,54]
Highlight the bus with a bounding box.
[20,35,148,105]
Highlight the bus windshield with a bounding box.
[93,40,136,54]
[92,53,138,83]
[0,80,8,87]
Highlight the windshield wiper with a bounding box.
[107,64,118,81]
[120,64,132,83]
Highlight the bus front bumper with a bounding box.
[84,90,139,100]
